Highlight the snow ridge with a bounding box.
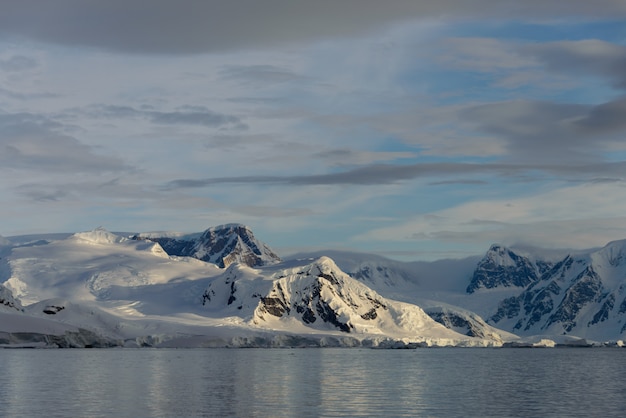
[72,227,127,245]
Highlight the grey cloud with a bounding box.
[460,97,626,163]
[85,104,247,129]
[523,40,626,89]
[165,161,626,189]
[428,180,488,186]
[205,134,279,151]
[1,1,624,54]
[19,188,69,202]
[15,177,163,203]
[410,217,626,251]
[440,37,533,73]
[315,149,353,159]
[313,148,417,166]
[0,112,131,173]
[0,55,38,72]
[435,38,626,163]
[234,205,314,218]
[150,110,244,129]
[439,38,626,92]
[574,96,626,134]
[0,87,59,100]
[219,65,312,86]
[226,97,288,105]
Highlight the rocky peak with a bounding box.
[467,244,540,293]
[255,257,392,333]
[195,224,281,268]
[133,224,281,268]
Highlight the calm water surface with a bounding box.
[0,348,624,417]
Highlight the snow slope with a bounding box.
[3,225,625,347]
[0,227,497,348]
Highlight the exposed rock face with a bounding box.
[134,224,281,268]
[43,305,65,315]
[200,257,464,340]
[252,258,395,333]
[483,240,626,339]
[467,245,542,293]
[0,284,22,312]
[424,306,505,342]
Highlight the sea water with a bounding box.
[0,348,624,417]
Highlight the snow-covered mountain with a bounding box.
[466,244,561,293]
[2,225,625,348]
[480,240,626,340]
[0,226,499,348]
[133,223,281,268]
[291,244,626,342]
[283,250,511,342]
[200,256,479,345]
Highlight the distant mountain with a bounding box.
[470,241,626,340]
[133,224,281,268]
[467,244,552,293]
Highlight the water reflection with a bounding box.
[318,349,427,416]
[0,348,625,417]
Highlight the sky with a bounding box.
[1,0,626,260]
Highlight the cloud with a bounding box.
[0,112,130,173]
[1,1,625,53]
[15,177,163,203]
[219,65,312,86]
[0,87,58,100]
[438,37,626,92]
[428,180,488,186]
[574,95,626,134]
[440,37,534,73]
[459,97,626,163]
[355,182,626,251]
[522,40,626,89]
[165,160,626,189]
[82,104,247,130]
[430,38,626,163]
[233,205,314,218]
[313,148,417,166]
[0,55,38,72]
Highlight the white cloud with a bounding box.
[356,182,626,251]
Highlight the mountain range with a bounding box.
[1,224,624,348]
